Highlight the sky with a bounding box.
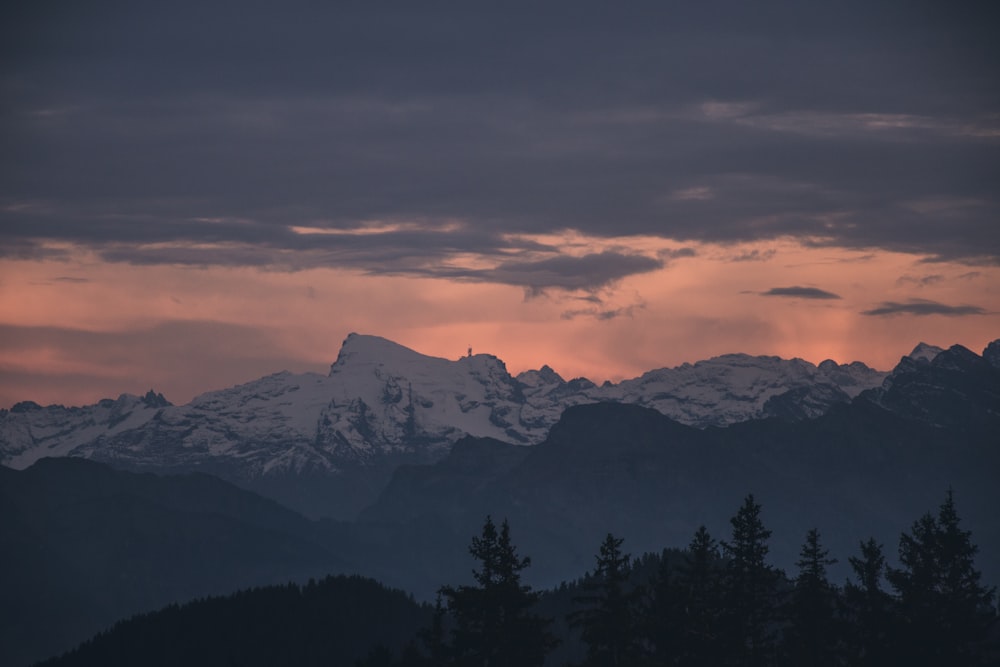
[1,1,998,408]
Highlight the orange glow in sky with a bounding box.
[1,234,997,408]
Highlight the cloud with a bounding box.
[761,286,842,299]
[896,274,944,287]
[561,303,645,321]
[718,110,1000,141]
[1,2,998,269]
[658,247,697,260]
[429,251,664,292]
[670,187,714,201]
[729,249,776,262]
[860,299,987,317]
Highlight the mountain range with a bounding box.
[2,336,998,666]
[346,340,1000,595]
[1,333,889,518]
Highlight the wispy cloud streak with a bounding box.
[861,300,987,317]
[762,286,841,299]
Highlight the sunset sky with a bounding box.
[2,2,998,408]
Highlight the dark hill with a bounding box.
[36,575,430,667]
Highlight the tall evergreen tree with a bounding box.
[887,490,997,666]
[783,528,840,666]
[663,525,724,667]
[645,549,680,667]
[843,538,894,667]
[439,516,556,667]
[720,494,781,667]
[569,533,645,666]
[405,595,449,666]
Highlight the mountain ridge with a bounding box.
[353,342,1000,596]
[1,335,989,519]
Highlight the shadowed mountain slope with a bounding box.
[0,459,349,667]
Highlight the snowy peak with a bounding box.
[330,333,445,374]
[516,365,566,389]
[885,341,948,379]
[906,342,945,363]
[610,353,885,427]
[0,336,926,490]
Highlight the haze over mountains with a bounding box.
[1,333,888,518]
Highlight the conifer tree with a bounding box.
[410,595,449,666]
[720,494,781,667]
[843,538,894,667]
[569,533,645,666]
[645,550,680,666]
[656,525,724,666]
[887,490,996,666]
[783,528,840,666]
[439,516,556,667]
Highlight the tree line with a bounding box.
[367,490,997,667]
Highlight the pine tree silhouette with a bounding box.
[439,516,556,667]
[651,525,724,666]
[887,490,997,666]
[720,494,781,667]
[783,528,840,666]
[568,533,645,666]
[843,538,894,666]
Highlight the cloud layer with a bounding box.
[2,3,999,409]
[2,1,998,280]
[861,300,988,317]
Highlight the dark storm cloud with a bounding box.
[762,287,842,300]
[2,0,998,272]
[860,300,988,317]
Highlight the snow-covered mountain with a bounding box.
[1,333,895,481]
